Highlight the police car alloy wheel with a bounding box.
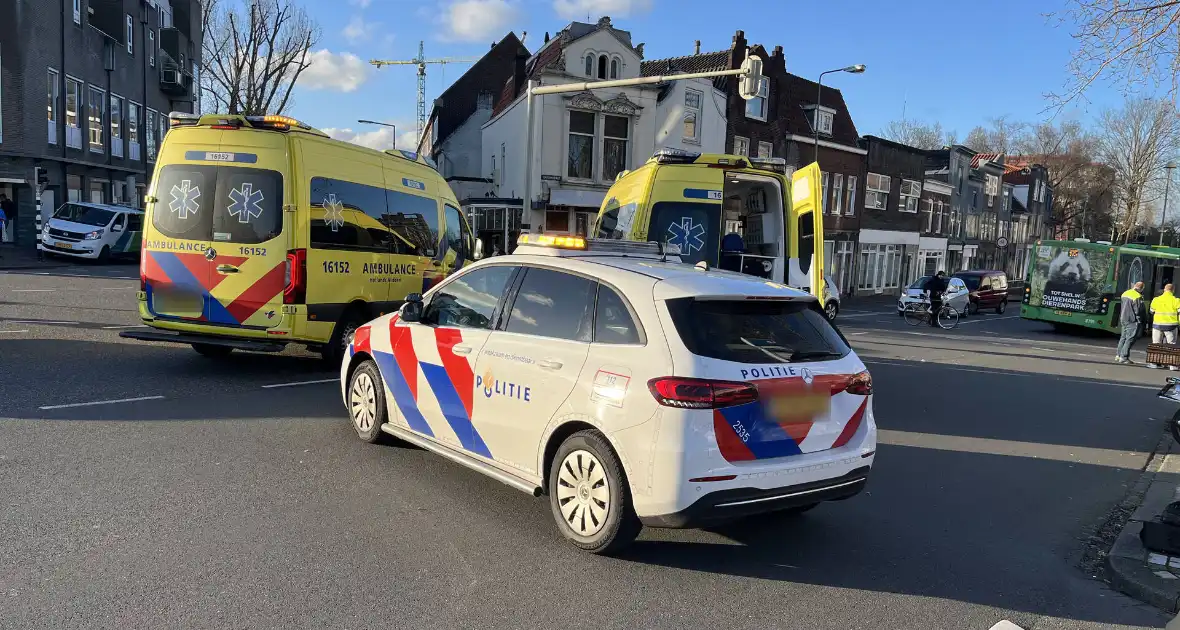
[348,360,387,443]
[548,430,641,554]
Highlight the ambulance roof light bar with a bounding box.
[653,148,701,164]
[749,156,788,174]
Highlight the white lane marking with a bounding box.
[102,324,148,329]
[846,331,870,336]
[261,378,338,389]
[863,358,1160,389]
[10,289,56,292]
[7,320,80,325]
[989,620,1025,629]
[1030,347,1053,352]
[832,312,884,318]
[0,330,29,334]
[955,315,1022,325]
[879,430,1149,470]
[40,395,165,410]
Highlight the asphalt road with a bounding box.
[1,263,1175,629]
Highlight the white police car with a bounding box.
[340,235,876,554]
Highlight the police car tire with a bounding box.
[348,360,387,444]
[548,430,640,554]
[191,343,233,358]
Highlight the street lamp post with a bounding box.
[814,65,865,164]
[357,120,397,149]
[1162,161,1177,246]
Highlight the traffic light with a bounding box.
[739,53,765,101]
[34,167,48,187]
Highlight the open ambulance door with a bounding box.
[788,163,825,300]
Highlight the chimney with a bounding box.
[544,31,550,43]
[694,40,700,55]
[772,45,783,59]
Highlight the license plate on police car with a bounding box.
[767,391,830,422]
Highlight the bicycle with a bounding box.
[902,295,960,329]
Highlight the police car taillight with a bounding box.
[647,377,759,409]
[284,249,307,304]
[845,370,873,396]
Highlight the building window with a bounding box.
[128,101,141,160]
[110,94,123,158]
[857,243,903,292]
[831,173,844,215]
[757,141,773,158]
[811,109,834,135]
[598,55,607,80]
[865,172,890,210]
[126,15,134,55]
[610,58,618,79]
[683,89,701,143]
[602,115,629,181]
[47,69,59,145]
[73,0,80,24]
[87,86,105,153]
[150,30,156,67]
[845,175,857,216]
[65,77,82,148]
[567,110,595,179]
[985,174,999,207]
[733,135,749,156]
[921,198,934,232]
[584,54,593,76]
[899,179,921,213]
[821,172,830,214]
[146,109,157,162]
[744,77,768,121]
[966,214,979,239]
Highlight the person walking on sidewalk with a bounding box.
[1148,284,1180,369]
[1116,281,1145,364]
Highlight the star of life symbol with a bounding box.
[168,179,201,220]
[227,182,265,224]
[323,194,345,232]
[666,216,706,254]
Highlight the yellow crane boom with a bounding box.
[370,41,478,147]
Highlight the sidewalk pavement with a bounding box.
[0,245,68,270]
[1107,434,1180,613]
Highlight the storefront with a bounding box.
[917,236,948,277]
[546,188,606,237]
[464,199,523,256]
[824,239,856,297]
[856,229,920,296]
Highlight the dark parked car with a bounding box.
[952,270,1009,314]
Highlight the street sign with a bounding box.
[997,236,1009,248]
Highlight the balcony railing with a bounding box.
[48,120,57,145]
[65,126,82,149]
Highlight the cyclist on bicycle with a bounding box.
[922,271,949,327]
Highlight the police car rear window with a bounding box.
[151,164,282,244]
[665,298,850,364]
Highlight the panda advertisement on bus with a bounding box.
[1028,244,1111,313]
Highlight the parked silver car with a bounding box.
[897,276,970,316]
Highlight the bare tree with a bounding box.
[881,118,955,150]
[1096,98,1180,240]
[201,0,320,116]
[963,116,1028,154]
[1052,0,1180,107]
[1015,120,1114,236]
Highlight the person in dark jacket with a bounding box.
[1117,281,1145,364]
[922,271,949,327]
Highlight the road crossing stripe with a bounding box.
[40,395,165,410]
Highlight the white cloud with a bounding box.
[440,0,517,43]
[323,125,419,151]
[342,15,380,44]
[349,0,372,7]
[552,0,652,19]
[300,50,370,92]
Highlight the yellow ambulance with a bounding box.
[122,112,478,363]
[593,149,825,299]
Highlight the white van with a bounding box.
[40,201,144,262]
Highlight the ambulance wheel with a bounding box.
[348,359,387,444]
[97,246,110,263]
[548,430,641,555]
[323,312,365,366]
[191,343,233,359]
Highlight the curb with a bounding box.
[1105,429,1180,612]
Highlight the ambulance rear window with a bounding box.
[151,164,283,244]
[664,298,850,364]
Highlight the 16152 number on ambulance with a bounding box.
[122,113,479,363]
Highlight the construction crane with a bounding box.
[370,41,478,147]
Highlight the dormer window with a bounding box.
[598,55,607,79]
[610,58,618,79]
[585,54,593,77]
[804,104,836,135]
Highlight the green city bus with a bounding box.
[1021,239,1180,333]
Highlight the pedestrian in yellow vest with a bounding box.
[1148,284,1180,369]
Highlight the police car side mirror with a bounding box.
[473,237,485,261]
[401,293,424,323]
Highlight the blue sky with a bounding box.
[286,0,1125,150]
